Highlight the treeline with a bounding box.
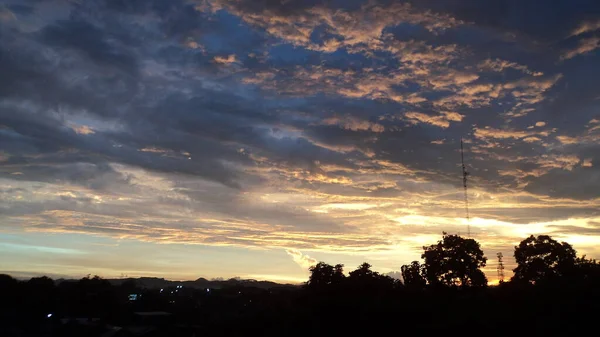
[306,233,600,291]
[1,233,600,337]
[299,233,600,336]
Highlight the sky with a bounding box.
[1,0,600,284]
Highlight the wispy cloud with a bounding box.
[213,54,238,64]
[286,249,317,270]
[562,37,600,60]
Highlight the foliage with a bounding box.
[307,262,345,289]
[348,262,374,279]
[421,232,488,287]
[347,262,397,289]
[401,261,426,288]
[512,235,576,284]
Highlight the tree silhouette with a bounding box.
[332,264,345,284]
[348,262,374,279]
[307,262,345,289]
[512,235,576,285]
[401,261,426,288]
[347,262,397,290]
[572,255,600,283]
[422,233,487,287]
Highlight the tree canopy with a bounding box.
[421,232,488,287]
[401,261,426,289]
[307,262,345,289]
[512,235,577,284]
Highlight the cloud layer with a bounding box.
[1,0,600,281]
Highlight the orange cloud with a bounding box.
[474,127,532,140]
[202,1,464,55]
[70,124,95,135]
[213,54,237,64]
[404,111,463,128]
[477,58,543,76]
[556,135,579,144]
[185,40,205,52]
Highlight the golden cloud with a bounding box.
[404,111,464,128]
[213,54,238,64]
[474,127,532,139]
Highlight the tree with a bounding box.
[347,262,374,288]
[332,264,345,284]
[307,262,345,289]
[422,233,487,287]
[348,262,374,279]
[27,276,55,289]
[347,262,397,290]
[512,235,576,284]
[401,261,426,288]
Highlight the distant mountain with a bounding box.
[101,277,299,290]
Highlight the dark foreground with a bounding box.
[1,274,599,337]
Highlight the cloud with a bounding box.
[557,135,579,144]
[570,20,600,37]
[404,111,463,128]
[286,249,317,270]
[213,54,238,64]
[203,0,463,55]
[474,127,533,140]
[0,6,16,23]
[562,37,600,60]
[478,58,543,76]
[321,116,385,133]
[69,124,95,135]
[385,271,402,280]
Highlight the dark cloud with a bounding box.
[403,0,600,41]
[39,19,139,74]
[0,162,134,192]
[524,167,600,200]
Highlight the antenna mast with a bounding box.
[497,252,505,283]
[460,138,470,237]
